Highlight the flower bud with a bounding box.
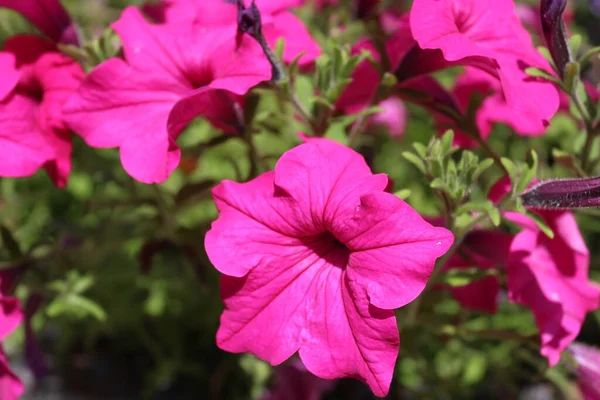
[520,176,600,209]
[540,0,572,79]
[230,0,284,81]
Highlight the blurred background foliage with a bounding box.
[0,0,599,399]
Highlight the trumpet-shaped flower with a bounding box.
[0,35,83,186]
[145,0,319,65]
[507,210,600,366]
[205,138,453,396]
[64,7,271,183]
[410,0,560,132]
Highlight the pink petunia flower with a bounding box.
[64,7,271,183]
[435,67,554,148]
[205,137,453,396]
[0,35,83,187]
[409,0,560,133]
[0,0,78,45]
[507,210,600,366]
[144,0,320,65]
[0,296,24,400]
[367,97,407,138]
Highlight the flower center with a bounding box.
[186,65,215,89]
[306,231,350,269]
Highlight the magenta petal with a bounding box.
[0,53,19,101]
[169,88,243,135]
[0,94,55,179]
[0,297,22,341]
[120,130,181,184]
[299,276,399,397]
[508,212,600,366]
[112,7,270,93]
[216,248,331,364]
[0,0,75,44]
[368,97,407,137]
[206,172,320,277]
[273,139,388,231]
[64,58,181,183]
[0,348,23,400]
[264,12,321,65]
[341,192,454,309]
[410,0,523,62]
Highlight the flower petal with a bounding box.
[0,297,22,341]
[64,58,182,183]
[299,275,399,397]
[339,192,454,309]
[113,7,270,94]
[217,247,345,364]
[264,11,321,65]
[169,88,243,135]
[273,139,388,232]
[509,226,600,366]
[0,94,55,178]
[0,53,19,101]
[0,348,24,400]
[206,172,322,277]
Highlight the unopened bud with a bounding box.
[540,0,572,79]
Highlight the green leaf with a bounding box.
[568,34,582,58]
[524,211,555,239]
[72,275,95,294]
[440,130,455,155]
[402,152,426,174]
[47,294,107,322]
[439,268,497,288]
[413,143,428,159]
[393,189,411,200]
[308,95,335,110]
[525,67,561,85]
[516,150,538,194]
[564,62,581,95]
[274,38,285,61]
[454,200,498,226]
[500,158,517,183]
[473,158,494,181]
[579,46,600,68]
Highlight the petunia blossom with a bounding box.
[435,67,553,148]
[64,7,271,183]
[507,210,600,366]
[205,138,453,396]
[367,97,407,138]
[0,0,78,45]
[410,0,560,133]
[144,0,320,65]
[0,295,24,400]
[0,35,83,187]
